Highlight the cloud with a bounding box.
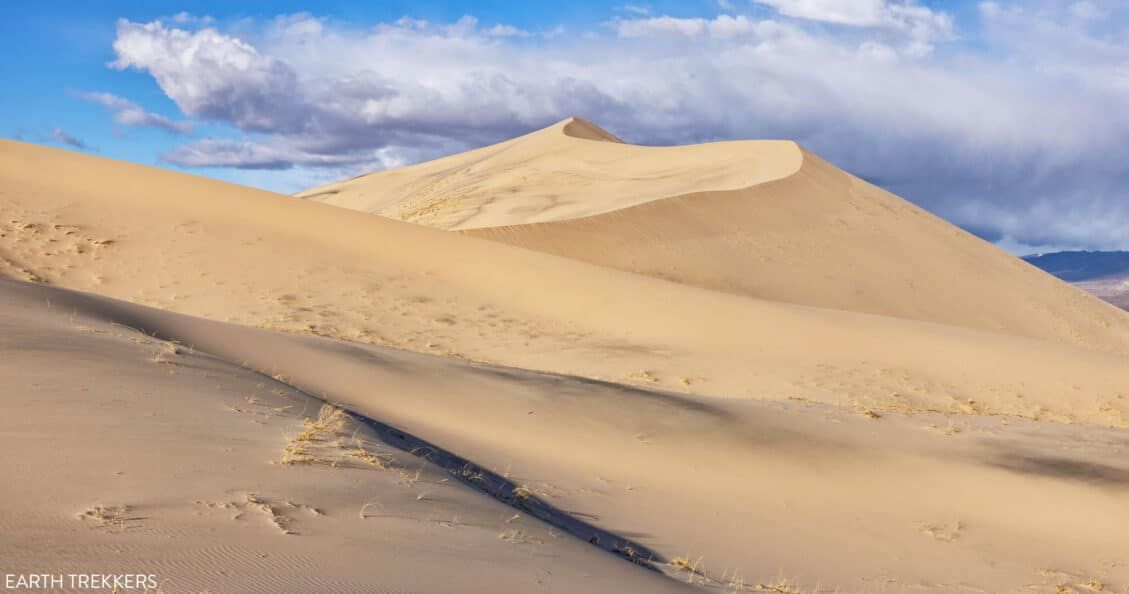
[166,12,215,26]
[52,128,92,150]
[485,24,530,38]
[613,15,763,38]
[618,4,651,16]
[110,20,301,132]
[753,0,954,35]
[1068,1,1108,21]
[108,10,1129,249]
[159,137,385,169]
[78,91,194,135]
[754,0,954,54]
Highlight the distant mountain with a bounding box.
[1024,251,1129,311]
[1023,250,1129,282]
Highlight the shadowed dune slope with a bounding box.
[1,138,1128,429]
[466,147,1129,352]
[296,117,803,230]
[0,278,693,594]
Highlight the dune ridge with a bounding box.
[464,146,1129,353]
[296,117,803,230]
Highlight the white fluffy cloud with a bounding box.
[754,0,953,35]
[752,0,954,56]
[111,21,300,132]
[613,14,764,37]
[106,5,1129,250]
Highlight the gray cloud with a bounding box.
[160,137,385,170]
[52,128,92,150]
[108,5,1129,250]
[78,91,194,135]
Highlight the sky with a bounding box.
[2,1,1127,254]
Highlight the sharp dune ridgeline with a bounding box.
[3,118,1129,593]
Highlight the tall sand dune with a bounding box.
[299,119,1129,354]
[296,117,803,230]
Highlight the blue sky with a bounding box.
[2,1,1127,253]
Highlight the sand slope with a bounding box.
[1,137,1128,426]
[5,278,1128,594]
[297,118,1129,354]
[468,148,1129,353]
[3,135,1129,593]
[296,117,803,230]
[0,279,690,594]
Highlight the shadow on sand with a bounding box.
[352,412,668,571]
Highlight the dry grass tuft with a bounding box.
[754,576,809,594]
[150,341,182,365]
[278,404,351,466]
[627,370,660,384]
[613,543,653,567]
[1082,579,1105,592]
[458,463,484,482]
[350,447,390,469]
[276,404,404,475]
[359,501,383,519]
[668,556,706,583]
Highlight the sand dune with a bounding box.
[3,128,1129,593]
[296,117,802,230]
[299,119,1129,354]
[0,279,689,594]
[468,148,1129,352]
[5,278,1128,593]
[3,138,1127,427]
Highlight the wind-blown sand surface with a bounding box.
[296,118,803,230]
[305,118,1129,353]
[3,120,1129,593]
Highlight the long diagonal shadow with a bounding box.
[7,281,671,574]
[351,413,667,571]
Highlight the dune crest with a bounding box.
[561,116,624,142]
[467,147,1129,354]
[295,117,802,229]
